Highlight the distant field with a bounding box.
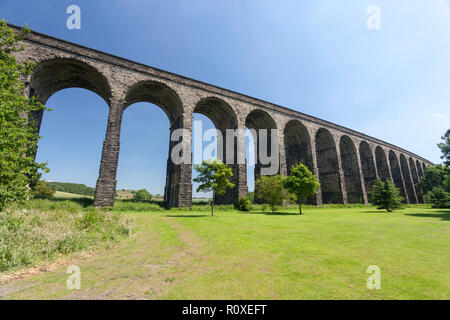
[2,205,448,300]
[54,191,92,199]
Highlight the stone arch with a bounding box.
[375,146,390,181]
[409,157,423,203]
[388,151,406,202]
[245,109,278,178]
[124,80,184,125]
[193,97,240,204]
[359,141,377,195]
[400,154,416,203]
[29,58,112,135]
[340,136,364,203]
[283,120,313,174]
[123,80,187,207]
[30,58,111,105]
[315,128,343,204]
[283,119,314,204]
[422,162,427,173]
[416,160,424,177]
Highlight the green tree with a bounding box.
[134,189,151,202]
[193,159,235,216]
[418,165,449,194]
[438,129,450,167]
[0,21,48,211]
[370,179,404,212]
[255,175,286,214]
[425,186,450,208]
[32,181,55,199]
[283,163,320,214]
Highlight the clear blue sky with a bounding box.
[1,0,449,196]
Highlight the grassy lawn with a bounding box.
[0,206,448,299]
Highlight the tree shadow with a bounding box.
[404,211,450,221]
[49,197,93,207]
[164,214,209,218]
[244,211,300,216]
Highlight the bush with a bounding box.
[425,187,450,208]
[32,181,55,199]
[370,179,404,212]
[134,189,152,202]
[234,197,252,211]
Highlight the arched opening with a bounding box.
[34,89,109,190]
[409,157,423,203]
[422,162,427,173]
[29,59,112,196]
[283,120,315,204]
[359,141,377,196]
[375,146,390,181]
[340,136,364,203]
[315,128,343,204]
[388,151,407,202]
[416,160,424,177]
[400,154,417,204]
[193,97,240,204]
[120,81,185,207]
[245,109,278,203]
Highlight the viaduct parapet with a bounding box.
[12,24,434,207]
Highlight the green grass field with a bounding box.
[1,205,449,299]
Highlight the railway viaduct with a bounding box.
[12,25,434,208]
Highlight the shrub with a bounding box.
[134,189,152,202]
[32,181,55,199]
[370,179,404,212]
[234,197,252,212]
[425,187,450,208]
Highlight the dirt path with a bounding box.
[0,215,206,300]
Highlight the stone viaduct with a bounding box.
[12,25,434,208]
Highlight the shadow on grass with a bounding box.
[243,211,300,216]
[164,214,209,218]
[48,197,93,207]
[405,211,450,221]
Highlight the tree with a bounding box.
[193,159,234,216]
[255,175,286,214]
[370,179,404,212]
[425,187,450,208]
[283,163,320,214]
[418,165,449,195]
[0,21,48,211]
[438,129,450,167]
[134,189,151,202]
[32,181,55,199]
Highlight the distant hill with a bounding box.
[46,182,95,196]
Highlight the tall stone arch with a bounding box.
[375,146,390,181]
[359,141,377,196]
[409,157,423,203]
[193,97,243,204]
[315,128,343,204]
[283,119,315,203]
[389,151,407,203]
[416,160,424,177]
[400,154,417,204]
[245,109,279,179]
[339,136,364,203]
[124,80,190,207]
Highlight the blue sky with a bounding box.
[1,0,449,196]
